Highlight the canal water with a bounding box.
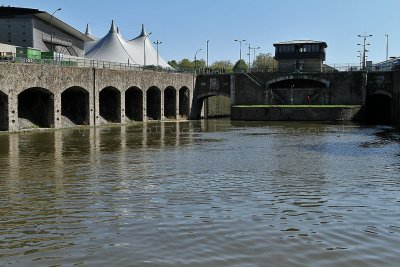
[0,120,400,267]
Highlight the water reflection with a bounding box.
[0,120,400,266]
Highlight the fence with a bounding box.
[0,52,194,74]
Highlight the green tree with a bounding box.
[193,59,206,70]
[210,60,234,73]
[178,58,194,70]
[252,53,276,70]
[167,60,179,69]
[233,59,248,73]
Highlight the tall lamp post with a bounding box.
[385,34,389,61]
[206,40,209,68]
[50,8,62,53]
[194,48,202,74]
[251,46,260,69]
[153,40,162,68]
[357,33,372,71]
[234,39,246,61]
[143,32,152,66]
[245,43,251,70]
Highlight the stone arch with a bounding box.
[125,86,143,121]
[0,90,8,131]
[146,86,161,120]
[164,86,176,119]
[366,93,392,124]
[371,90,392,98]
[267,75,330,88]
[18,87,54,128]
[179,86,190,118]
[61,86,89,125]
[194,92,231,119]
[99,86,121,123]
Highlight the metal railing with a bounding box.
[0,52,195,74]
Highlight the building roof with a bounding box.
[127,24,170,68]
[0,6,93,42]
[85,21,139,64]
[85,22,171,68]
[273,40,328,47]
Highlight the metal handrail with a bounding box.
[0,52,195,74]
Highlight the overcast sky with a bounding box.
[2,0,400,65]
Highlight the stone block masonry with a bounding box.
[0,63,194,132]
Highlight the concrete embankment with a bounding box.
[231,105,363,121]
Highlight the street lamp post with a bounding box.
[143,32,152,66]
[357,33,372,71]
[245,43,251,70]
[194,48,202,74]
[206,40,209,68]
[251,46,260,69]
[234,39,246,61]
[385,34,389,61]
[153,40,162,68]
[50,8,62,53]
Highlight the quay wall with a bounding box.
[231,106,363,121]
[0,63,194,131]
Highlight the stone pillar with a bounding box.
[175,88,180,119]
[161,88,165,120]
[120,90,126,124]
[94,87,100,126]
[54,92,62,129]
[88,90,95,126]
[8,92,18,132]
[143,88,147,122]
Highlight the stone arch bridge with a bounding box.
[0,63,194,131]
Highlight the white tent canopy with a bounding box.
[84,21,171,68]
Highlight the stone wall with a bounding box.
[0,63,194,131]
[231,106,363,121]
[392,71,400,127]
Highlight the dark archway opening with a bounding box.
[18,87,54,128]
[0,91,8,131]
[99,87,121,123]
[146,86,161,120]
[125,87,143,121]
[179,87,190,118]
[366,94,392,124]
[200,95,231,119]
[62,87,89,125]
[164,87,176,119]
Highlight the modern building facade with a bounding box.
[0,6,92,57]
[273,40,327,72]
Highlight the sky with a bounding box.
[2,0,400,66]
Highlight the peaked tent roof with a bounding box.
[84,22,171,68]
[84,24,99,53]
[85,21,140,64]
[128,24,170,68]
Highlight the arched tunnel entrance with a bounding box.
[0,91,8,131]
[201,95,231,118]
[268,77,328,105]
[18,87,54,128]
[366,94,392,124]
[146,86,161,120]
[62,87,89,125]
[164,86,176,119]
[179,87,190,118]
[99,87,121,123]
[125,87,143,121]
